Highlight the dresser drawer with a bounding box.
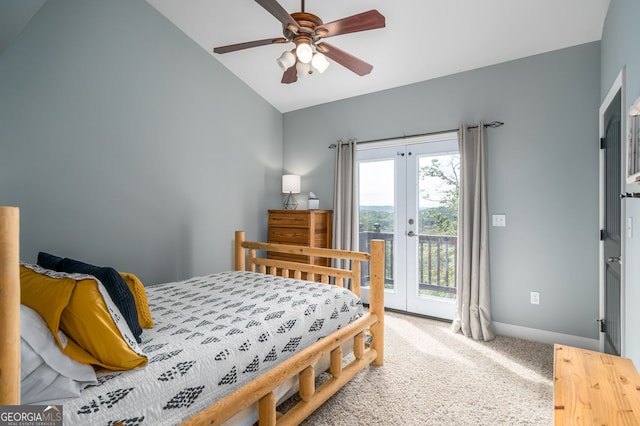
[268,227,309,244]
[268,212,310,228]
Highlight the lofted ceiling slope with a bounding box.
[147,0,610,113]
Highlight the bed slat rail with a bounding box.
[251,257,355,281]
[239,240,370,262]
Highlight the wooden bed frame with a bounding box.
[0,208,385,426]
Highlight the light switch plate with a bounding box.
[492,214,506,227]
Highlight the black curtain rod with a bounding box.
[328,121,504,148]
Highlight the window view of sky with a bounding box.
[359,159,394,207]
[359,154,458,209]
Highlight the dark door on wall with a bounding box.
[603,90,622,356]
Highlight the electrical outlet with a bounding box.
[530,291,540,305]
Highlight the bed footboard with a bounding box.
[183,230,385,425]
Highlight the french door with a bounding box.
[357,134,459,320]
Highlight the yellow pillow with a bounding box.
[20,264,147,371]
[18,268,75,344]
[119,272,153,329]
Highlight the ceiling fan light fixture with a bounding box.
[295,41,313,64]
[296,61,312,78]
[212,1,386,84]
[311,52,330,74]
[276,50,296,70]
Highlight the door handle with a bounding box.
[607,256,622,264]
[407,231,416,237]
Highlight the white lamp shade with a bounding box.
[276,50,296,71]
[295,42,313,64]
[296,61,312,78]
[311,53,330,74]
[282,175,301,194]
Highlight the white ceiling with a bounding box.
[147,0,610,113]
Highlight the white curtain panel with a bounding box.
[451,124,496,341]
[332,139,358,272]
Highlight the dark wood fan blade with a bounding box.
[281,64,297,84]
[214,37,287,54]
[255,0,299,32]
[316,42,373,76]
[315,10,385,38]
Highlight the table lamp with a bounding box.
[282,175,300,210]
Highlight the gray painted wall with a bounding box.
[0,0,283,285]
[601,0,640,364]
[284,42,601,340]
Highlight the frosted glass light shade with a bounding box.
[276,50,296,71]
[296,61,312,78]
[311,53,330,73]
[295,42,313,64]
[282,175,301,194]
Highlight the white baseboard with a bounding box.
[493,321,600,351]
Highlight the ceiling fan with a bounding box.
[213,0,385,84]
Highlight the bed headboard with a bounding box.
[234,230,371,297]
[0,206,20,405]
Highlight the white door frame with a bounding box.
[599,68,626,354]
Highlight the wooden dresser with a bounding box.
[267,210,333,267]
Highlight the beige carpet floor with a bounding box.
[286,310,554,426]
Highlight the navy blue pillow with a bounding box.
[56,258,143,343]
[37,252,63,271]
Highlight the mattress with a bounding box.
[49,270,364,425]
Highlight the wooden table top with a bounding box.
[554,344,640,425]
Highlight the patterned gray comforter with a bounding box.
[52,270,363,425]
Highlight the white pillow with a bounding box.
[20,305,97,404]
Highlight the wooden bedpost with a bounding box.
[369,239,384,366]
[235,230,245,271]
[0,206,20,404]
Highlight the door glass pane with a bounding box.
[417,153,459,299]
[358,159,395,290]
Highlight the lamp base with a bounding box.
[283,193,298,210]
